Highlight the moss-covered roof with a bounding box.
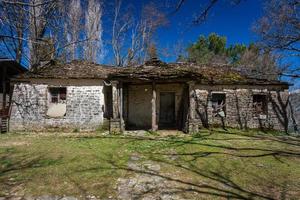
[17,60,117,79]
[110,60,289,86]
[16,59,289,86]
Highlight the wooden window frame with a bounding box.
[48,87,67,104]
[253,94,268,117]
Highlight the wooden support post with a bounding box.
[188,81,195,121]
[2,65,7,110]
[151,82,158,131]
[110,81,124,134]
[111,81,119,119]
[187,81,196,133]
[119,82,124,132]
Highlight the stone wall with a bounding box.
[10,81,105,131]
[191,85,289,132]
[9,79,291,133]
[288,90,300,134]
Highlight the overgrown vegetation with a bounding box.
[1,129,300,199]
[178,33,279,80]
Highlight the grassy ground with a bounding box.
[1,129,300,199]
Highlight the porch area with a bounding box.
[108,80,197,133]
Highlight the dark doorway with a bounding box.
[159,92,175,128]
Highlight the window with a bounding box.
[47,87,67,118]
[49,87,66,103]
[211,93,226,117]
[253,94,267,116]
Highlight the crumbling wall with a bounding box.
[225,89,252,129]
[192,85,289,132]
[10,82,105,131]
[288,90,300,134]
[268,91,290,132]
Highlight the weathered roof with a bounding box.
[109,60,289,86]
[16,59,290,87]
[17,60,117,79]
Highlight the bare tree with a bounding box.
[0,0,29,63]
[84,0,104,63]
[111,0,167,67]
[65,0,82,61]
[254,0,300,78]
[171,0,242,25]
[0,0,104,68]
[237,46,280,80]
[111,0,132,66]
[255,0,300,55]
[0,0,61,68]
[29,0,46,66]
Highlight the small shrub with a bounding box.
[146,130,159,136]
[73,128,80,133]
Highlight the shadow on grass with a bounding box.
[77,154,276,200]
[0,150,61,197]
[75,131,300,159]
[1,131,299,199]
[73,131,300,199]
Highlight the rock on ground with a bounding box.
[116,154,182,200]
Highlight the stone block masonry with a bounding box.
[9,81,290,133]
[190,85,290,132]
[10,83,105,131]
[288,90,300,134]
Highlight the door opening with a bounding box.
[159,92,175,128]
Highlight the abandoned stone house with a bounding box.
[9,58,291,133]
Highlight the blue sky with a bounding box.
[102,0,264,62]
[155,0,264,61]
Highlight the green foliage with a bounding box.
[226,44,247,63]
[146,130,159,136]
[180,34,279,80]
[207,33,227,54]
[73,128,80,133]
[187,33,226,63]
[183,33,248,64]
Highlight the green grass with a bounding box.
[1,129,300,199]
